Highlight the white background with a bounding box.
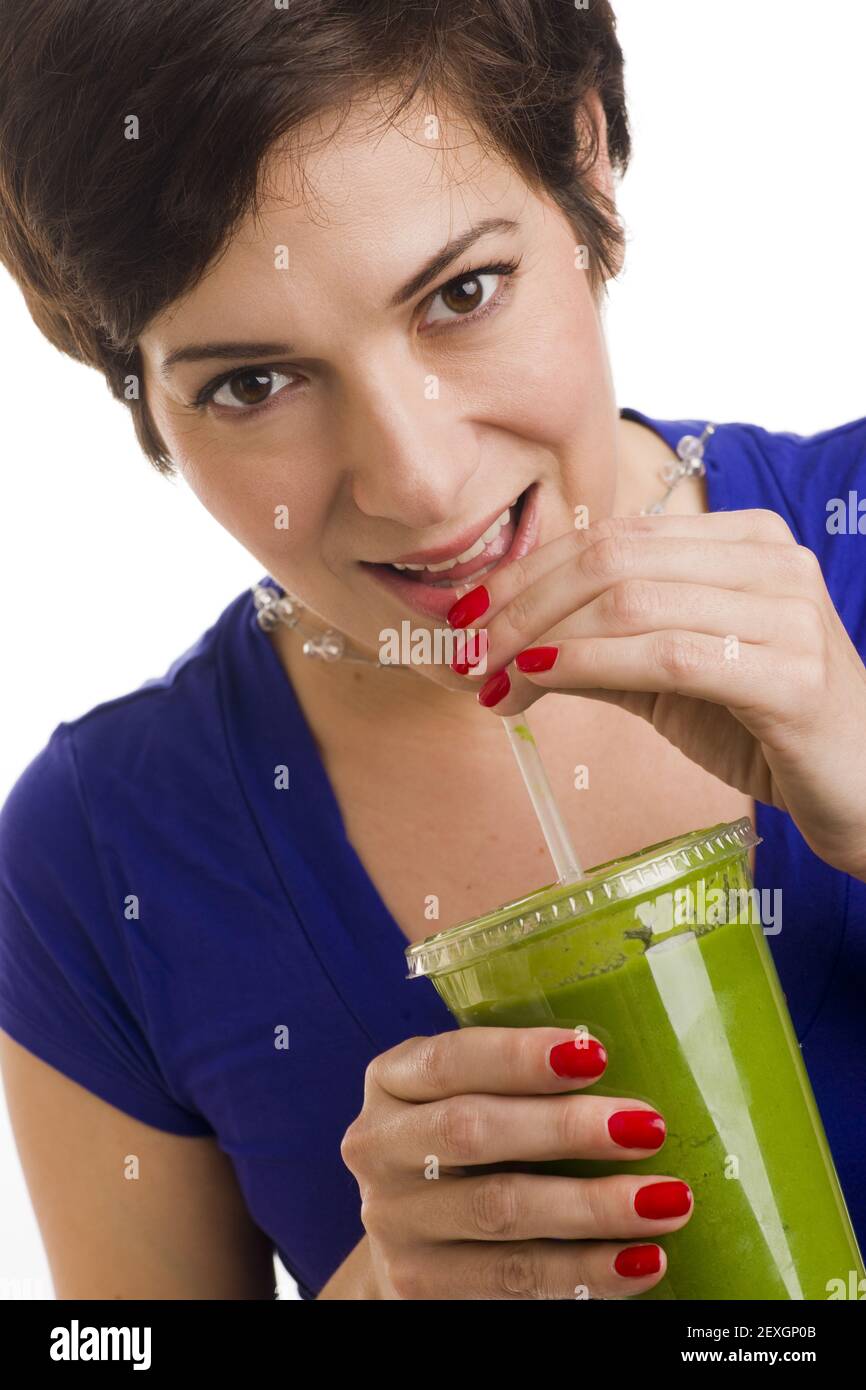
[1,0,864,1299]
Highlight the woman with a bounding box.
[0,1,863,1302]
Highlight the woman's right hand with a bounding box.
[340,1026,694,1300]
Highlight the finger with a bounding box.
[476,586,794,717]
[456,537,816,683]
[533,581,815,648]
[612,507,795,543]
[473,663,546,715]
[368,1027,611,1105]
[405,1171,693,1243]
[399,1236,669,1299]
[445,507,798,644]
[398,1092,669,1170]
[481,630,810,728]
[473,666,665,718]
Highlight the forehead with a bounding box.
[142,91,534,351]
[256,90,526,250]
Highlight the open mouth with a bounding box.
[361,482,540,622]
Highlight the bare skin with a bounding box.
[0,1033,275,1299]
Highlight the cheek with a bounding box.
[177,445,328,565]
[451,278,608,449]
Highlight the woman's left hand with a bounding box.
[448,509,866,882]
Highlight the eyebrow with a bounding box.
[159,216,520,378]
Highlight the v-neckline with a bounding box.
[219,588,457,1051]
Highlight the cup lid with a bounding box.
[404,818,761,980]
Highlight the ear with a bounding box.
[578,89,622,278]
[580,89,615,206]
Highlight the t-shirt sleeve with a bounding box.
[0,724,213,1136]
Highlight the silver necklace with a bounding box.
[253,424,716,665]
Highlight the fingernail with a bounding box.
[446,585,490,629]
[477,669,510,707]
[633,1181,692,1220]
[607,1110,666,1150]
[515,645,559,673]
[549,1038,608,1078]
[450,630,487,674]
[614,1244,662,1278]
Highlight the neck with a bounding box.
[273,618,508,746]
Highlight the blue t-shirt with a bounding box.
[1,409,864,1300]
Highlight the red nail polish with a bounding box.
[515,645,559,673]
[477,669,510,707]
[446,585,490,629]
[614,1244,662,1278]
[633,1181,692,1220]
[451,630,487,674]
[607,1110,666,1150]
[549,1038,608,1078]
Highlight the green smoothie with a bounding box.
[406,820,865,1300]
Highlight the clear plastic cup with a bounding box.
[405,819,864,1299]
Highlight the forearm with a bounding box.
[316,1234,382,1299]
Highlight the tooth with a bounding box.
[481,509,510,543]
[428,555,501,588]
[425,555,459,574]
[456,536,486,565]
[392,499,515,576]
[481,519,500,544]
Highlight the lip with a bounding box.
[361,481,541,622]
[389,495,521,567]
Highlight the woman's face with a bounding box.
[139,93,620,690]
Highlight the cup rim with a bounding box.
[404,817,761,980]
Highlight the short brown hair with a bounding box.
[0,0,630,477]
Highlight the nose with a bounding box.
[342,360,478,527]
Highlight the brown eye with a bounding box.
[225,371,273,405]
[210,368,293,411]
[423,264,516,328]
[439,274,485,315]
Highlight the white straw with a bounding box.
[501,711,584,884]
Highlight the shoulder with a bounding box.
[708,418,866,625]
[0,585,254,887]
[626,408,866,539]
[713,414,866,533]
[0,587,260,1138]
[625,409,866,650]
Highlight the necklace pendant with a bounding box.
[253,586,305,631]
[660,459,687,487]
[302,630,345,662]
[674,423,714,478]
